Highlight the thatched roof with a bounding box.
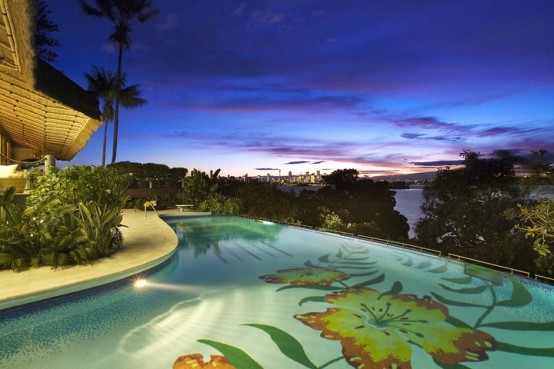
[0,0,101,161]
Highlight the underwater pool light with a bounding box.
[134,279,147,288]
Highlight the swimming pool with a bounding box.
[0,215,553,369]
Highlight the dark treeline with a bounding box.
[414,150,553,277]
[218,169,409,241]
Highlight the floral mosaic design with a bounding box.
[259,267,350,286]
[174,243,554,369]
[173,354,236,369]
[296,287,496,369]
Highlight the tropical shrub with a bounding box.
[509,200,553,256]
[0,187,38,271]
[40,209,86,269]
[27,165,128,208]
[320,209,348,232]
[415,151,540,274]
[75,201,124,259]
[199,192,241,214]
[0,165,128,271]
[179,169,220,207]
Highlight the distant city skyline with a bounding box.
[47,0,553,176]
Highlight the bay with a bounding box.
[393,185,425,239]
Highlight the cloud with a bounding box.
[312,161,325,164]
[401,132,463,142]
[395,116,456,130]
[358,169,400,175]
[255,167,280,171]
[401,133,425,140]
[284,161,311,165]
[477,126,529,137]
[411,160,463,167]
[419,92,514,111]
[180,92,363,114]
[128,0,554,100]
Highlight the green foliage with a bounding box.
[316,177,408,239]
[321,209,348,232]
[219,171,409,240]
[142,163,170,183]
[415,151,542,274]
[534,254,554,276]
[224,181,298,222]
[40,211,86,269]
[509,201,553,256]
[27,166,128,208]
[0,187,37,271]
[169,167,188,187]
[525,149,553,179]
[80,0,158,163]
[322,168,359,190]
[108,161,188,188]
[0,166,127,271]
[34,0,60,62]
[179,169,220,207]
[75,201,124,258]
[199,192,241,214]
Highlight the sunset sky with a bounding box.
[47,0,553,177]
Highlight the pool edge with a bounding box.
[0,209,181,310]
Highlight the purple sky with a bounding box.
[48,0,554,177]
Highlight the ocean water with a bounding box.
[393,184,554,239]
[393,185,425,238]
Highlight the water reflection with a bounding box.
[166,216,282,257]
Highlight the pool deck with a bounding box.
[0,209,207,310]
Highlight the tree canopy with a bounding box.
[415,151,541,274]
[34,0,60,62]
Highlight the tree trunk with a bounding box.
[111,44,124,164]
[102,119,108,167]
[112,100,120,163]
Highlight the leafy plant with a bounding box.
[27,166,128,208]
[75,201,124,259]
[509,201,553,256]
[179,169,221,207]
[1,165,127,271]
[169,167,188,188]
[41,209,87,268]
[0,188,73,271]
[199,192,241,214]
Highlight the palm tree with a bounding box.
[79,0,158,163]
[85,66,147,167]
[85,66,116,167]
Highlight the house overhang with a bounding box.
[0,0,101,161]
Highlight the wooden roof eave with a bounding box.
[0,0,102,161]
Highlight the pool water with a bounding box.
[1,216,553,369]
